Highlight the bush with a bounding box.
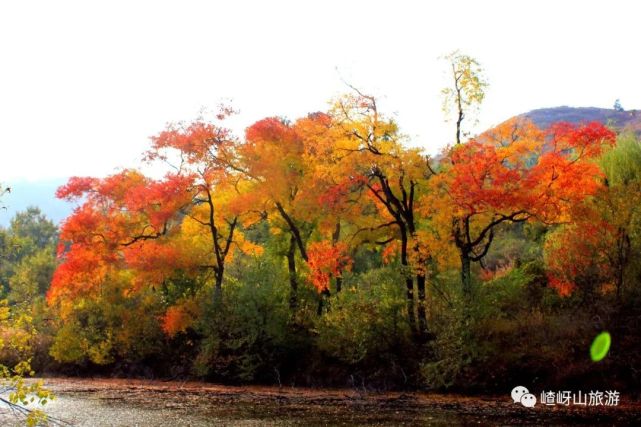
[49,281,165,366]
[315,267,416,386]
[192,256,298,383]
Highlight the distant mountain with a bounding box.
[518,106,641,133]
[0,178,74,227]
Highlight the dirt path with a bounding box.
[0,378,639,426]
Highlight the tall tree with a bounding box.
[429,118,616,299]
[241,116,316,310]
[441,51,488,145]
[545,132,641,300]
[146,109,257,298]
[49,170,195,303]
[52,114,258,306]
[330,92,434,338]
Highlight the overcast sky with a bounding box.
[1,0,640,181]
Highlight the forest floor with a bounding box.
[0,377,640,426]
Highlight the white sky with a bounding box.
[1,0,640,181]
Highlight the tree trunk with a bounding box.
[615,229,630,304]
[287,235,298,310]
[416,273,428,338]
[332,221,343,294]
[460,252,472,300]
[455,86,464,145]
[405,277,416,335]
[214,267,224,303]
[400,229,417,335]
[616,265,623,303]
[317,288,330,315]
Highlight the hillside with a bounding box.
[519,106,641,132]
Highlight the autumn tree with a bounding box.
[441,51,488,145]
[545,132,641,300]
[294,112,366,308]
[240,114,340,311]
[329,92,434,338]
[146,109,260,299]
[49,170,194,303]
[429,118,616,299]
[46,167,212,365]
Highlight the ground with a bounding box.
[0,378,639,426]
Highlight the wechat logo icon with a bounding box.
[512,386,536,407]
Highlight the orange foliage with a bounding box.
[50,109,253,306]
[123,241,194,291]
[381,241,400,264]
[547,277,577,297]
[49,97,619,322]
[48,170,197,303]
[438,119,615,222]
[47,243,113,303]
[427,119,616,282]
[544,215,617,297]
[306,241,352,293]
[161,299,201,337]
